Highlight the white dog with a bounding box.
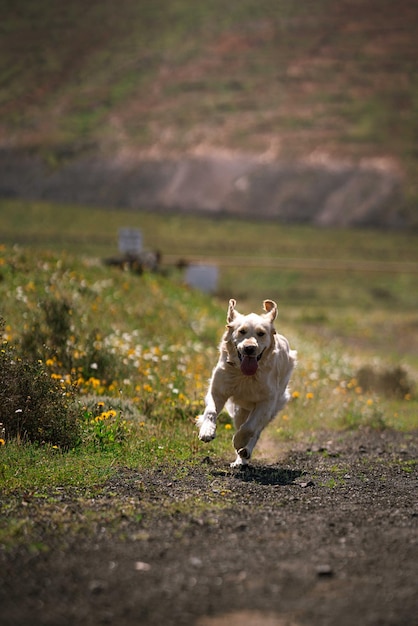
[197,299,297,467]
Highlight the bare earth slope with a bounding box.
[0,149,403,226]
[0,0,417,224]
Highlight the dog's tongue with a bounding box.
[240,355,258,376]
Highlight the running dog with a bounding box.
[197,299,297,467]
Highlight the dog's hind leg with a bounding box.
[230,450,249,468]
[232,401,276,461]
[230,433,261,468]
[237,431,262,464]
[225,401,250,431]
[232,428,259,465]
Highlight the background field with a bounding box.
[2,197,418,367]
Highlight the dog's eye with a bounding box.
[257,331,266,337]
[239,328,247,335]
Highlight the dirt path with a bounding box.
[1,429,417,626]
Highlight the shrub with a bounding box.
[356,365,413,398]
[0,335,80,449]
[20,296,73,368]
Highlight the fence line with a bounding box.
[165,255,418,275]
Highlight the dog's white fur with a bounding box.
[197,299,297,467]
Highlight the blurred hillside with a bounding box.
[1,0,417,223]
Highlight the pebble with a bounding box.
[134,561,151,572]
[316,564,334,577]
[299,480,315,488]
[88,580,107,593]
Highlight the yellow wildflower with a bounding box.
[88,377,101,388]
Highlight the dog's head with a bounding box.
[223,299,277,376]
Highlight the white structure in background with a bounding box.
[185,264,219,294]
[118,228,143,256]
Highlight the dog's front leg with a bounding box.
[196,379,228,443]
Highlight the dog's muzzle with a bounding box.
[238,347,265,361]
[237,347,265,376]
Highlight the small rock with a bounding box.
[88,580,106,594]
[134,561,151,572]
[316,564,334,577]
[299,480,315,488]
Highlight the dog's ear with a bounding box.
[263,299,278,323]
[226,298,238,324]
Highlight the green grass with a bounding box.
[0,419,229,493]
[3,197,418,260]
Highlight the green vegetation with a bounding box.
[0,199,416,498]
[0,332,80,449]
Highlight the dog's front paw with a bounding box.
[198,418,216,442]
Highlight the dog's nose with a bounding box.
[243,345,256,356]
